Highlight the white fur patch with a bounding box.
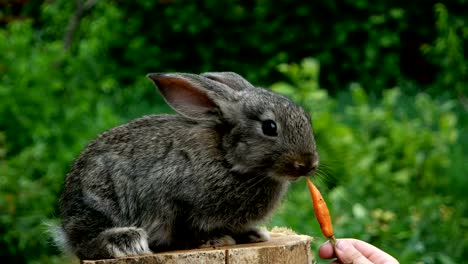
[103,227,152,257]
[249,227,270,242]
[106,244,126,258]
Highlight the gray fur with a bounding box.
[57,72,318,260]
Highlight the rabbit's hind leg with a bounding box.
[98,227,153,258]
[76,227,153,259]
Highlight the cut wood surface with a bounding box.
[81,228,314,264]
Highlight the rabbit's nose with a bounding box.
[290,154,316,176]
[281,152,318,178]
[288,161,310,177]
[297,152,319,175]
[293,161,307,171]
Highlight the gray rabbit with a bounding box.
[56,72,319,260]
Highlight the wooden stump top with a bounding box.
[81,228,314,264]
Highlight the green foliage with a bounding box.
[422,3,467,96]
[270,58,467,263]
[10,0,466,96]
[93,0,410,92]
[0,19,122,263]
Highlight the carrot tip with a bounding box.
[306,178,337,242]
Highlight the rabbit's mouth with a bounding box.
[284,175,304,182]
[273,171,312,182]
[270,165,317,182]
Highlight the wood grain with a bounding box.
[81,229,314,264]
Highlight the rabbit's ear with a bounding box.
[201,72,255,91]
[147,73,235,120]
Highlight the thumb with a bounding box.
[335,240,373,264]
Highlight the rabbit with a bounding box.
[55,72,319,260]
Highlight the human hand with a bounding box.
[319,238,399,264]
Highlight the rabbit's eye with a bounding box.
[262,119,278,137]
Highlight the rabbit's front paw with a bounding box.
[102,227,153,257]
[233,227,270,244]
[200,235,236,248]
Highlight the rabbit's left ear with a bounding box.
[147,73,238,120]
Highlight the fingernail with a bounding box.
[335,240,348,251]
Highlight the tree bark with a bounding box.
[81,228,314,264]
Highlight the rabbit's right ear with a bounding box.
[147,73,236,120]
[201,72,255,91]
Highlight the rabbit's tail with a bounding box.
[44,221,73,254]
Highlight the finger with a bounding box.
[335,240,373,264]
[347,239,399,264]
[319,241,336,259]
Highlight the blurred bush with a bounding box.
[421,3,467,97]
[269,58,467,263]
[0,19,122,263]
[2,0,467,95]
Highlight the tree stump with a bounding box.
[81,228,314,264]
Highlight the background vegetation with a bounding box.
[0,0,466,263]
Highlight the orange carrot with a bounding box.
[306,178,336,246]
